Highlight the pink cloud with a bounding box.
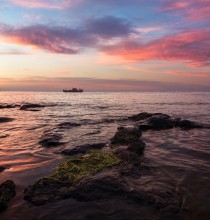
[166,71,209,78]
[10,0,82,9]
[161,2,189,11]
[161,0,210,22]
[103,29,210,66]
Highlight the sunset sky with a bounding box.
[0,0,209,91]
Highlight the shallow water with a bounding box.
[0,92,210,219]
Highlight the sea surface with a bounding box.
[0,92,210,220]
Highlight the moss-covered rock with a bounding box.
[52,150,121,182]
[24,150,121,205]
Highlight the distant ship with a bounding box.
[63,88,83,93]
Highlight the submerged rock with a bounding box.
[0,166,6,172]
[61,143,106,156]
[20,103,45,111]
[0,117,14,123]
[127,141,146,154]
[0,180,16,212]
[0,105,17,109]
[174,118,210,129]
[39,133,64,148]
[58,122,81,129]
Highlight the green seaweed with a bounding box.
[50,150,121,183]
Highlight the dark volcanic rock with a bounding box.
[138,114,174,131]
[127,140,146,155]
[39,133,64,148]
[24,151,121,205]
[58,122,81,129]
[174,118,210,129]
[111,127,142,145]
[129,112,171,121]
[24,147,181,219]
[0,180,16,212]
[131,112,210,131]
[20,103,45,111]
[0,166,6,172]
[129,112,153,121]
[69,172,127,201]
[24,178,66,206]
[0,117,14,123]
[111,126,146,155]
[61,143,106,156]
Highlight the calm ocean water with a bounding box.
[0,92,210,219]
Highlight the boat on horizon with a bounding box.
[63,88,83,93]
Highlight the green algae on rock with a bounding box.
[52,150,121,182]
[24,150,121,205]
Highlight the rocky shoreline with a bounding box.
[1,111,210,219]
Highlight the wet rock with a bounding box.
[174,118,210,130]
[129,112,171,121]
[111,127,142,145]
[0,117,14,123]
[24,178,66,206]
[20,103,45,111]
[58,122,81,129]
[138,114,174,131]
[24,151,121,205]
[129,112,153,121]
[39,133,64,148]
[127,140,146,155]
[0,166,6,172]
[69,172,127,201]
[24,147,181,219]
[0,180,16,212]
[61,143,106,156]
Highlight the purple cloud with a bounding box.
[0,16,134,54]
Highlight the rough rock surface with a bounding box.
[138,114,174,130]
[24,151,121,205]
[174,118,210,129]
[24,148,181,219]
[58,122,81,129]
[129,112,210,131]
[111,126,142,145]
[61,143,106,156]
[39,133,64,148]
[129,112,154,121]
[111,126,145,154]
[0,180,16,212]
[20,103,45,111]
